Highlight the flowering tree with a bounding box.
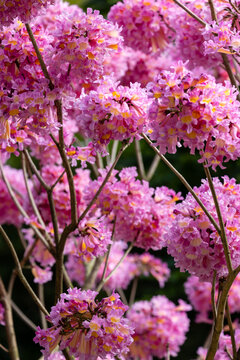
[1,0,240,359]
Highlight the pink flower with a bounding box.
[108,0,176,54]
[147,62,240,170]
[127,296,191,359]
[0,0,54,27]
[165,176,240,281]
[34,288,134,359]
[77,78,149,151]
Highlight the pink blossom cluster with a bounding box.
[34,288,134,359]
[108,0,176,54]
[45,8,123,91]
[202,21,240,55]
[0,0,54,28]
[0,20,59,157]
[185,274,240,323]
[172,0,223,69]
[147,63,240,169]
[85,167,181,250]
[197,328,240,359]
[77,78,149,151]
[65,216,112,261]
[0,302,5,326]
[126,295,191,359]
[165,176,240,281]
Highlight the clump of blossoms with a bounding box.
[77,78,149,152]
[197,328,240,359]
[185,274,240,323]
[147,62,240,170]
[202,21,240,56]
[85,167,181,250]
[126,295,191,359]
[0,20,59,157]
[108,0,176,54]
[0,0,54,28]
[165,176,240,281]
[34,288,134,359]
[45,8,123,91]
[65,216,112,260]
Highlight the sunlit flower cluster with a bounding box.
[0,0,54,28]
[147,62,240,169]
[165,176,240,281]
[108,0,176,54]
[77,78,149,151]
[34,288,134,359]
[85,167,181,250]
[126,295,191,359]
[45,8,123,90]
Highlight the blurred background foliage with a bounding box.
[1,0,240,359]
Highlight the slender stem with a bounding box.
[21,153,48,231]
[110,140,119,164]
[129,277,138,307]
[211,271,217,322]
[142,134,221,234]
[146,154,160,181]
[25,23,54,90]
[206,265,240,360]
[172,0,207,26]
[96,240,135,292]
[0,159,52,252]
[117,288,128,305]
[23,149,50,190]
[208,0,218,21]
[83,257,105,290]
[204,165,233,273]
[135,140,146,180]
[226,301,237,360]
[100,217,116,283]
[50,169,66,190]
[0,278,20,360]
[0,226,49,316]
[77,141,129,226]
[11,300,37,331]
[38,285,47,329]
[96,152,104,169]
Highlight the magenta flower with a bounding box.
[0,0,54,27]
[34,288,134,359]
[77,78,149,151]
[147,62,240,170]
[127,296,191,359]
[165,176,240,281]
[108,0,176,54]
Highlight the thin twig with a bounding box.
[129,277,138,307]
[38,284,47,329]
[100,217,116,283]
[142,134,221,234]
[172,0,207,26]
[226,301,237,359]
[146,154,160,181]
[0,226,49,316]
[117,288,128,305]
[110,140,119,164]
[11,300,37,331]
[96,239,136,293]
[204,164,233,273]
[135,139,147,180]
[0,278,20,360]
[211,271,217,322]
